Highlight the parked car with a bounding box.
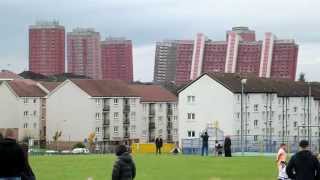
[72,148,90,154]
[45,150,59,154]
[61,150,72,154]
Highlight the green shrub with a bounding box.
[72,142,86,149]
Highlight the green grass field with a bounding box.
[30,154,278,180]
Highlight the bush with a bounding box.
[73,142,86,149]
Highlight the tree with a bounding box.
[72,142,86,149]
[88,132,96,153]
[53,130,62,150]
[298,72,306,82]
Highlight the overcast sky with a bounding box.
[0,0,319,82]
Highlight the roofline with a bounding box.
[46,79,91,98]
[90,96,140,98]
[178,73,236,94]
[177,73,208,94]
[140,101,178,103]
[0,81,19,98]
[36,82,50,94]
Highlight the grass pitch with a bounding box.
[30,154,277,180]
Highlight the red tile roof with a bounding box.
[39,81,62,92]
[8,79,47,97]
[0,70,22,80]
[129,84,177,102]
[69,79,178,101]
[70,79,138,97]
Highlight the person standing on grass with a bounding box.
[276,143,287,175]
[224,136,232,157]
[286,140,320,180]
[155,137,163,155]
[0,129,26,180]
[201,132,209,156]
[112,144,136,180]
[20,143,36,180]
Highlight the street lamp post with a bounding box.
[240,79,247,156]
[308,82,312,148]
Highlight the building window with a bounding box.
[236,113,240,119]
[187,96,195,103]
[174,116,178,121]
[143,104,147,112]
[131,125,136,133]
[131,99,136,106]
[96,127,100,133]
[24,98,28,104]
[294,121,297,127]
[293,107,297,112]
[158,116,163,124]
[187,113,195,120]
[187,130,196,137]
[33,123,37,129]
[33,99,37,103]
[131,112,136,121]
[254,135,258,141]
[23,123,28,128]
[33,111,37,116]
[24,111,28,117]
[174,129,178,135]
[158,129,163,135]
[254,104,258,112]
[95,99,101,105]
[114,99,119,105]
[254,120,258,127]
[95,113,100,120]
[114,112,119,119]
[173,104,177,111]
[237,95,240,102]
[114,126,119,133]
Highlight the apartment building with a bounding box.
[0,79,49,145]
[154,27,298,85]
[129,85,178,143]
[101,37,133,82]
[29,21,65,76]
[46,79,178,150]
[178,73,320,152]
[67,28,101,79]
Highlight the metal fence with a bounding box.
[182,135,320,154]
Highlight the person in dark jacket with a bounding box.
[0,132,3,141]
[201,132,209,156]
[224,136,232,157]
[112,144,136,180]
[0,129,26,179]
[155,137,163,155]
[21,143,36,180]
[286,140,320,180]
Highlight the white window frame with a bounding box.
[114,126,119,133]
[114,112,119,119]
[187,96,195,103]
[114,98,119,105]
[187,113,195,120]
[95,113,100,120]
